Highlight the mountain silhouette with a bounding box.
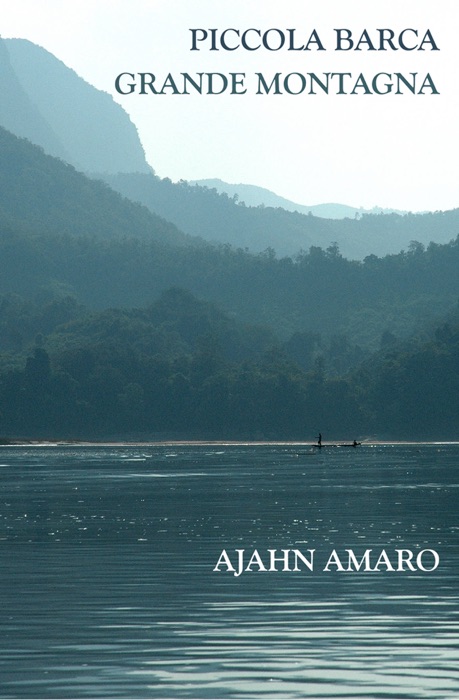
[0,36,70,162]
[1,37,458,261]
[2,37,150,175]
[190,178,407,220]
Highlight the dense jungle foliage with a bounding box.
[0,127,458,439]
[0,288,458,440]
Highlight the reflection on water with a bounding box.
[0,444,458,698]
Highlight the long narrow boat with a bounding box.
[330,442,362,448]
[297,441,361,454]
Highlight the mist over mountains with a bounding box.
[0,126,191,247]
[1,122,458,352]
[0,37,70,163]
[0,36,458,439]
[189,178,407,220]
[1,36,457,260]
[102,172,459,259]
[1,38,150,175]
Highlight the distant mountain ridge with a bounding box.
[1,40,459,440]
[1,120,459,366]
[103,172,459,260]
[190,178,408,220]
[1,37,150,175]
[1,36,457,261]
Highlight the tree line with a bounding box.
[1,288,458,440]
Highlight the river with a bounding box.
[0,443,458,698]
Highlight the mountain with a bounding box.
[1,37,150,175]
[0,126,191,246]
[1,126,458,352]
[0,36,70,162]
[1,117,459,438]
[2,37,456,261]
[0,40,457,439]
[189,178,406,219]
[102,172,459,260]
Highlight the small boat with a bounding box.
[297,440,361,453]
[329,442,362,448]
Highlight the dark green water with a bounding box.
[0,443,458,698]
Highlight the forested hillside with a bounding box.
[2,36,457,262]
[103,172,459,259]
[0,288,458,440]
[354,308,459,438]
[1,218,458,350]
[0,122,458,439]
[0,127,192,246]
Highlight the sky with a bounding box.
[2,0,458,212]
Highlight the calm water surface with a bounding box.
[0,443,458,698]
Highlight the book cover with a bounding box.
[1,2,458,699]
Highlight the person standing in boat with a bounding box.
[317,433,322,448]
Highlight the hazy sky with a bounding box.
[2,0,458,211]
